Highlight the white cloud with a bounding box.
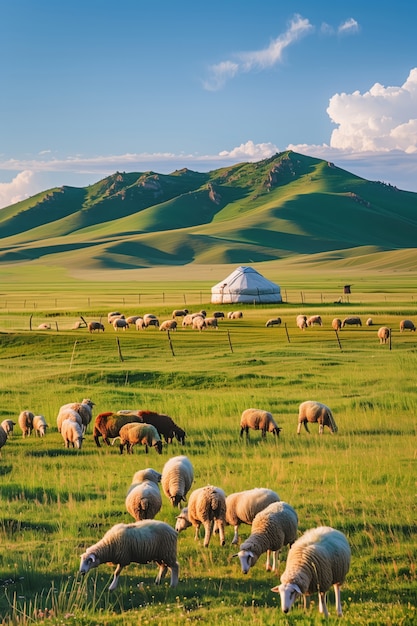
[338,18,359,35]
[218,140,278,160]
[0,170,36,208]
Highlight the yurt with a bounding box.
[211,266,282,304]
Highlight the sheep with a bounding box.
[93,411,143,447]
[37,323,51,330]
[79,520,179,590]
[175,485,227,547]
[107,311,122,323]
[113,318,129,331]
[212,311,225,319]
[181,314,195,327]
[126,315,142,324]
[126,468,162,521]
[341,316,362,327]
[204,316,218,329]
[225,487,281,545]
[1,419,16,437]
[265,317,281,327]
[135,317,146,330]
[32,415,48,437]
[296,314,307,330]
[161,455,194,508]
[366,317,373,326]
[192,315,206,331]
[240,408,281,439]
[117,423,163,455]
[297,400,338,435]
[61,418,83,449]
[143,313,159,328]
[88,321,105,333]
[332,318,342,331]
[57,399,95,434]
[233,501,298,573]
[271,526,351,618]
[378,326,390,344]
[228,311,243,319]
[0,425,8,455]
[400,319,416,332]
[172,309,188,319]
[159,320,177,331]
[307,315,322,326]
[18,410,34,437]
[129,410,186,445]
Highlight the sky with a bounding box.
[1,0,417,208]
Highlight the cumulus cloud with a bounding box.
[0,171,36,209]
[218,140,278,161]
[203,14,313,91]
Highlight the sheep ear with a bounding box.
[292,584,302,595]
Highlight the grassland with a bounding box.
[0,259,416,625]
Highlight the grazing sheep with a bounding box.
[107,311,123,323]
[37,323,51,330]
[126,315,142,324]
[307,315,322,326]
[181,314,194,327]
[18,410,34,437]
[175,485,227,547]
[265,317,281,328]
[240,408,281,439]
[378,326,390,344]
[297,401,338,435]
[113,318,129,331]
[0,425,8,455]
[272,526,351,618]
[79,520,179,590]
[88,321,105,333]
[135,317,146,330]
[32,415,48,437]
[234,501,298,573]
[117,423,163,455]
[129,410,186,445]
[400,319,416,332]
[332,318,342,331]
[172,309,188,319]
[1,419,16,437]
[296,314,307,330]
[161,455,194,508]
[228,311,243,319]
[212,311,225,319]
[204,316,218,329]
[366,318,373,326]
[192,315,206,331]
[341,316,362,327]
[126,468,162,521]
[93,412,143,447]
[225,487,281,545]
[61,418,83,449]
[143,314,159,328]
[57,399,95,434]
[159,320,177,331]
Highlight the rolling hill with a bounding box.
[0,150,416,270]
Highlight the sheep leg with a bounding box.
[155,562,168,584]
[169,561,179,587]
[334,583,343,617]
[194,522,201,542]
[231,526,239,545]
[108,564,123,591]
[203,520,214,547]
[318,422,324,435]
[303,420,310,434]
[215,519,225,546]
[318,591,329,618]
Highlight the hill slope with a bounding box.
[0,151,416,269]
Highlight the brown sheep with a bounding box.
[93,412,144,447]
[297,401,338,435]
[332,318,342,331]
[341,316,362,327]
[378,326,390,344]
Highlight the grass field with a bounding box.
[0,259,416,625]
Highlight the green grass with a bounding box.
[0,263,417,624]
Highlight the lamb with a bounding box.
[332,318,342,331]
[265,317,281,327]
[240,408,281,439]
[117,422,163,455]
[204,316,218,329]
[79,520,179,589]
[296,314,307,330]
[228,311,243,319]
[129,410,186,445]
[400,319,416,332]
[57,399,95,433]
[1,419,16,437]
[93,411,143,447]
[341,316,362,327]
[378,326,390,344]
[175,485,227,547]
[225,487,281,545]
[126,468,163,521]
[307,315,322,326]
[113,318,129,331]
[88,321,105,333]
[233,501,298,573]
[272,526,351,618]
[61,418,83,449]
[18,410,34,437]
[159,319,177,331]
[161,455,194,508]
[32,415,48,437]
[172,309,188,319]
[297,400,338,435]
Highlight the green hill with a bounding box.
[0,151,416,269]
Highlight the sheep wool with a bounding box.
[240,408,282,439]
[126,468,163,521]
[79,520,179,589]
[175,485,227,547]
[272,526,351,618]
[93,412,143,447]
[1,419,16,437]
[32,415,48,437]
[234,501,298,573]
[118,423,162,455]
[297,401,338,435]
[225,487,280,545]
[18,410,35,437]
[161,455,194,508]
[61,418,83,449]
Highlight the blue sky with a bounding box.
[1,0,417,208]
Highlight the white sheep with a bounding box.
[88,321,105,333]
[117,423,163,455]
[57,399,95,434]
[135,317,146,330]
[181,314,196,327]
[175,485,227,547]
[143,313,159,328]
[32,415,48,437]
[378,326,390,344]
[61,418,83,449]
[296,314,307,330]
[228,311,243,319]
[234,501,298,573]
[161,455,194,508]
[240,408,281,439]
[113,318,129,331]
[79,520,179,589]
[332,318,342,331]
[342,316,362,327]
[18,410,34,437]
[159,320,177,331]
[225,487,281,545]
[297,401,338,435]
[272,526,351,618]
[307,315,322,326]
[126,315,142,324]
[366,318,373,326]
[37,323,51,330]
[400,319,416,332]
[172,309,188,319]
[126,468,162,521]
[1,419,16,437]
[265,317,281,327]
[204,316,218,329]
[192,315,206,331]
[107,311,123,323]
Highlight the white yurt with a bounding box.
[211,266,282,304]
